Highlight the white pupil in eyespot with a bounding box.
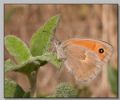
[99,48,104,53]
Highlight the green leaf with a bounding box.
[5,52,61,75]
[7,57,46,75]
[30,15,60,56]
[5,79,25,98]
[5,35,32,64]
[5,59,16,72]
[53,83,78,97]
[36,52,62,69]
[107,65,118,95]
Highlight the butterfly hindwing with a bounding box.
[63,44,103,83]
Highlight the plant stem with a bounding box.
[28,71,38,97]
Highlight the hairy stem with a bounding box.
[28,71,38,97]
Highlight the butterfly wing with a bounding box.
[63,44,103,83]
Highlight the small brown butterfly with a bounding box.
[56,38,113,84]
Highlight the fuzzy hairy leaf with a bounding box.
[30,15,60,56]
[7,57,46,75]
[5,35,32,64]
[6,52,61,74]
[5,79,25,98]
[36,52,62,69]
[5,59,16,72]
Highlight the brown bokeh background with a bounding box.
[4,4,118,97]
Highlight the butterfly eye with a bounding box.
[99,48,104,53]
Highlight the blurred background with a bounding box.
[4,4,118,97]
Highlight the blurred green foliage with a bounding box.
[107,65,118,95]
[5,79,25,98]
[5,59,16,72]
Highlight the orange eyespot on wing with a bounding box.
[92,43,106,60]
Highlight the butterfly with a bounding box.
[55,38,113,84]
